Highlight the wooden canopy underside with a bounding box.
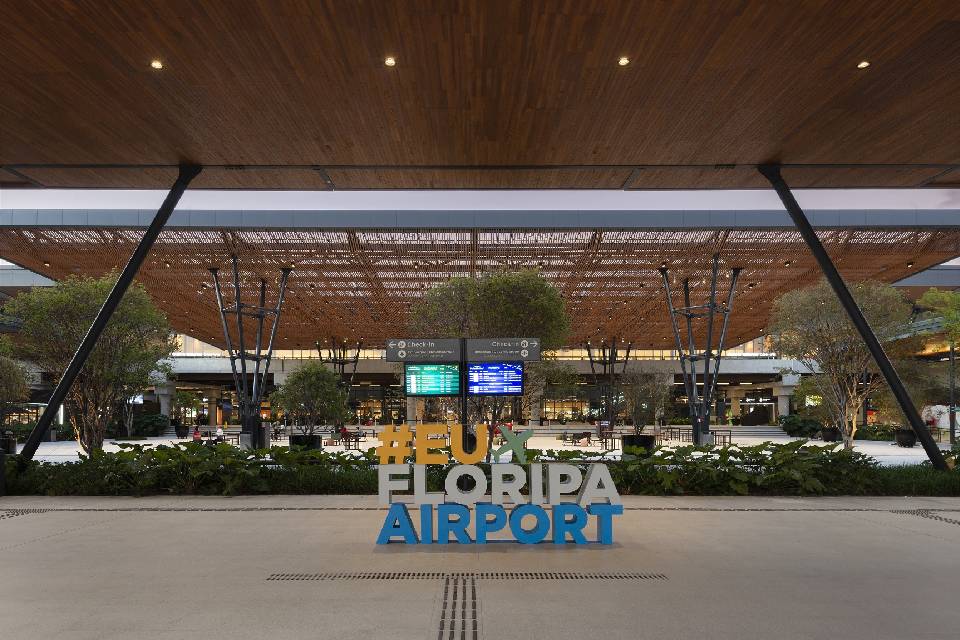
[1,227,957,348]
[2,1,960,189]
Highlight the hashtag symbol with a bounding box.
[376,425,413,464]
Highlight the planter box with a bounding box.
[895,429,917,448]
[290,434,323,450]
[621,434,656,456]
[820,427,842,442]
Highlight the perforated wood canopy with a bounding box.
[1,227,957,348]
[2,1,960,189]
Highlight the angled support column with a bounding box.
[759,164,947,470]
[17,164,201,464]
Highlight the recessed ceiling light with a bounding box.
[43,261,51,267]
[907,261,915,268]
[150,59,164,70]
[618,57,630,66]
[857,60,870,69]
[384,56,396,67]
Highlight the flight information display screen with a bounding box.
[467,362,524,396]
[404,363,460,396]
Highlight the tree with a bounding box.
[919,288,960,345]
[409,269,571,458]
[620,367,673,432]
[770,279,917,449]
[172,389,204,425]
[0,354,29,428]
[409,270,570,350]
[271,362,349,434]
[4,273,176,454]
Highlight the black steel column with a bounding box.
[17,164,202,464]
[950,342,956,446]
[759,164,947,470]
[459,337,470,451]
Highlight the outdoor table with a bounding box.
[598,430,619,449]
[341,431,363,450]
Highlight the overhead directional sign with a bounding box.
[386,338,461,362]
[466,338,541,362]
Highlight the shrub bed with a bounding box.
[4,440,959,497]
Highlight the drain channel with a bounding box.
[0,509,47,520]
[266,571,667,581]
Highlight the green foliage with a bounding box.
[620,368,672,427]
[778,414,823,438]
[0,354,29,427]
[172,390,203,421]
[128,413,169,437]
[615,441,880,496]
[4,273,175,453]
[409,269,570,350]
[271,362,349,433]
[919,288,960,346]
[771,279,916,448]
[8,440,960,497]
[853,422,898,441]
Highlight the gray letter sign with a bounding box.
[385,339,461,362]
[466,338,541,362]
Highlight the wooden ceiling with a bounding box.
[2,1,960,189]
[1,227,957,348]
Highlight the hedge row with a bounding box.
[4,440,960,497]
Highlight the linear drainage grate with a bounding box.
[266,571,667,581]
[0,509,47,521]
[895,509,960,527]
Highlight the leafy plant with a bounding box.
[4,273,175,453]
[771,279,918,448]
[271,362,349,434]
[0,354,29,428]
[779,414,823,438]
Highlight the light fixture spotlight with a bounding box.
[384,56,396,67]
[617,57,630,66]
[150,59,164,70]
[857,60,870,69]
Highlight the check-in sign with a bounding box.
[467,338,541,362]
[386,339,461,362]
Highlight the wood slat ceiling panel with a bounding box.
[325,168,634,189]
[625,166,949,189]
[1,1,959,189]
[2,228,958,349]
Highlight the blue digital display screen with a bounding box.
[467,362,524,396]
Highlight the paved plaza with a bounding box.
[1,495,958,639]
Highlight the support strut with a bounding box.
[759,164,947,470]
[211,261,291,449]
[660,254,740,445]
[17,164,202,464]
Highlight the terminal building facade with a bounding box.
[3,195,958,433]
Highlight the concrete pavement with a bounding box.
[1,495,959,639]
